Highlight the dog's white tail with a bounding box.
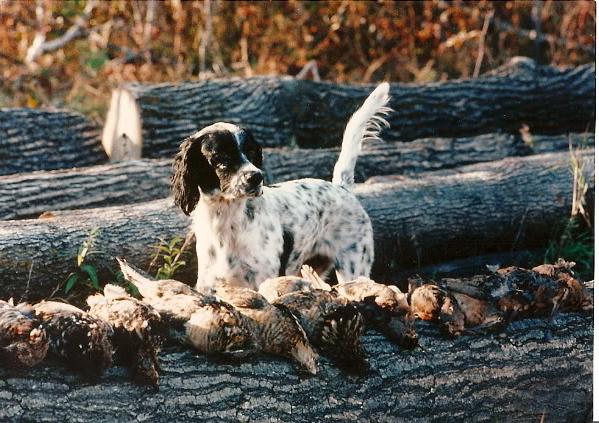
[332,82,392,187]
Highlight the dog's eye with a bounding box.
[211,156,229,169]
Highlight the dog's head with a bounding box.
[172,122,264,214]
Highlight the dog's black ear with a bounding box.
[241,128,263,169]
[171,134,219,215]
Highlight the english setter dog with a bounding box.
[172,83,391,291]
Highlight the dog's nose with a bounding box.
[243,170,263,186]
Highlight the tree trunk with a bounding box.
[2,133,590,220]
[0,108,107,176]
[0,199,192,301]
[263,132,592,184]
[0,312,591,422]
[362,149,594,276]
[101,58,595,159]
[0,149,591,301]
[0,160,173,220]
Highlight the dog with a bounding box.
[172,82,391,291]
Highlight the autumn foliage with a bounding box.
[0,1,595,122]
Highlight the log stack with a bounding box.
[0,132,590,219]
[0,58,594,421]
[0,150,593,300]
[101,57,595,158]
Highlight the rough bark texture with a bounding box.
[0,149,592,300]
[0,160,172,220]
[0,312,591,422]
[0,199,191,301]
[102,58,594,157]
[361,149,594,276]
[2,133,591,220]
[263,132,592,184]
[0,108,107,176]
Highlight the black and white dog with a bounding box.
[172,83,391,290]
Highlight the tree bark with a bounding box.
[0,199,192,301]
[0,108,107,176]
[263,132,592,184]
[362,149,594,277]
[101,58,595,158]
[2,133,590,220]
[0,149,592,301]
[0,311,591,422]
[0,160,173,220]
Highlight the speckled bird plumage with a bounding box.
[333,278,418,349]
[272,289,366,372]
[117,258,255,357]
[485,259,593,319]
[0,300,48,369]
[87,284,166,386]
[407,260,592,337]
[215,285,319,375]
[33,300,113,379]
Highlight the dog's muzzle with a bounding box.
[241,170,263,196]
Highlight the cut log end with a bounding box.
[101,88,143,161]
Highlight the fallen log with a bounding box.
[0,312,591,422]
[0,149,591,301]
[0,108,107,176]
[0,199,192,301]
[0,160,172,220]
[263,132,592,184]
[1,132,591,220]
[361,149,594,277]
[101,58,595,158]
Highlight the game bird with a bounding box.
[87,284,167,387]
[215,285,319,375]
[0,299,48,369]
[33,300,113,379]
[117,258,256,357]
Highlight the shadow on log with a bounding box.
[101,58,595,158]
[0,108,107,176]
[0,313,591,422]
[0,149,592,301]
[1,133,591,220]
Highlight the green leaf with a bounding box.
[65,273,78,294]
[82,264,100,289]
[85,51,108,72]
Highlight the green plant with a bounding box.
[544,141,593,280]
[152,236,187,280]
[544,218,593,279]
[64,228,103,294]
[114,269,140,297]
